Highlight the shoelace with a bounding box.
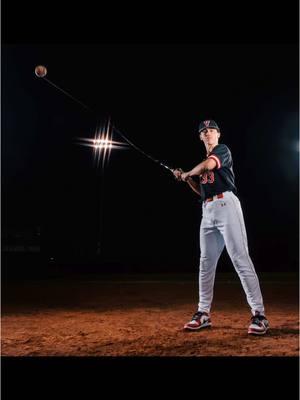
[251,315,267,325]
[251,317,262,325]
[192,312,205,321]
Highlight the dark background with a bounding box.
[2,43,299,276]
[2,0,299,279]
[1,1,299,397]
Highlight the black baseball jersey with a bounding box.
[200,144,237,200]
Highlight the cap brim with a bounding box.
[198,127,219,133]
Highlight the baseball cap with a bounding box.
[198,120,220,133]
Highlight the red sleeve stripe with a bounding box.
[208,155,221,169]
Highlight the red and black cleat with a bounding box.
[184,311,212,331]
[248,314,269,335]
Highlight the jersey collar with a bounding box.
[207,144,219,157]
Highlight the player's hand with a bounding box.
[181,172,190,182]
[173,168,183,181]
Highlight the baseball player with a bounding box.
[173,120,269,335]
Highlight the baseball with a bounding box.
[35,65,47,78]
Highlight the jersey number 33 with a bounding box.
[200,171,215,184]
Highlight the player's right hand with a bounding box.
[173,168,183,181]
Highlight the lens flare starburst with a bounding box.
[76,120,127,168]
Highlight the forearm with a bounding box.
[186,158,216,178]
[187,161,209,177]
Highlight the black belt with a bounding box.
[205,193,224,202]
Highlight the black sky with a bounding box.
[2,42,298,273]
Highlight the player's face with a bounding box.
[199,128,220,146]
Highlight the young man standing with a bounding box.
[173,120,269,335]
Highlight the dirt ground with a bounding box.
[1,275,299,356]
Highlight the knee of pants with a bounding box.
[199,255,216,271]
[231,258,256,277]
[230,251,250,266]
